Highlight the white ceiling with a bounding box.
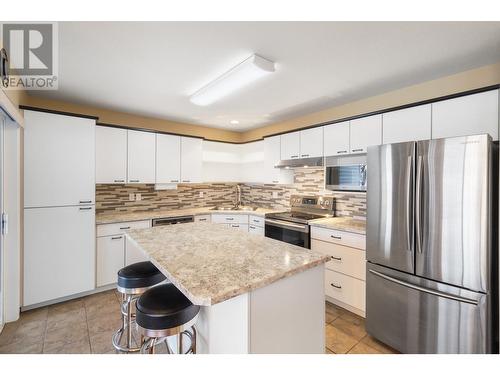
[32,22,500,131]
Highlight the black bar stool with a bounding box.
[136,283,200,354]
[112,261,166,353]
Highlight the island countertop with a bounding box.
[125,222,329,306]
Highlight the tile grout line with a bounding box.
[83,301,93,353]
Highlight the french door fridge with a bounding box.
[366,134,498,354]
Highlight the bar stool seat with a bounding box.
[136,283,200,354]
[118,261,166,291]
[113,261,166,353]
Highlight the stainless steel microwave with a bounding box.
[325,155,367,192]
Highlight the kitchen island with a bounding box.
[126,222,329,354]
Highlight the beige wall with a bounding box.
[16,61,500,143]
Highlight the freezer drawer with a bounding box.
[366,263,492,354]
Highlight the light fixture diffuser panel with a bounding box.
[190,54,275,106]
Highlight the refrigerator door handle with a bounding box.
[415,155,423,253]
[405,155,413,252]
[368,269,479,305]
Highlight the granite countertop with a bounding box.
[309,217,366,235]
[125,223,329,306]
[96,207,279,225]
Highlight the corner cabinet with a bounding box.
[180,137,203,183]
[431,90,499,140]
[127,130,156,183]
[264,136,293,184]
[156,133,181,183]
[349,115,382,154]
[96,126,128,184]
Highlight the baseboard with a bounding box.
[326,296,366,318]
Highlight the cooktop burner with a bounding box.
[265,195,335,224]
[266,211,330,224]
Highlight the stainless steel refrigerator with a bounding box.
[366,134,498,354]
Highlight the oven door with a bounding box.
[265,219,310,248]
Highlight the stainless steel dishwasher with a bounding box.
[152,216,194,226]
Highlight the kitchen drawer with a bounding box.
[194,214,211,223]
[311,239,365,280]
[325,269,366,312]
[97,220,151,237]
[211,214,249,224]
[228,223,249,232]
[248,215,264,227]
[311,226,365,250]
[248,224,265,236]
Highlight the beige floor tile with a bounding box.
[85,300,121,321]
[43,321,89,350]
[48,298,84,315]
[330,315,367,341]
[7,320,47,348]
[89,329,117,354]
[325,347,335,354]
[19,307,48,323]
[361,335,399,354]
[46,307,87,332]
[347,341,382,354]
[338,309,365,325]
[0,322,21,347]
[43,336,91,354]
[0,339,44,354]
[83,290,118,307]
[325,324,358,354]
[87,314,122,336]
[325,302,343,319]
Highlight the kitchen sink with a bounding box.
[210,205,258,211]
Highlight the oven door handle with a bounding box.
[265,219,309,233]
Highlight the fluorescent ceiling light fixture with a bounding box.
[190,54,275,106]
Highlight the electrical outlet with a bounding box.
[199,191,204,198]
[136,193,142,201]
[129,193,135,201]
[272,191,279,198]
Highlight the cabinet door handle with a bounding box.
[330,283,342,289]
[79,207,92,211]
[111,236,123,240]
[198,218,207,221]
[253,219,260,223]
[119,226,131,230]
[352,148,363,152]
[182,180,190,183]
[226,218,234,221]
[272,180,279,183]
[330,256,342,261]
[336,150,347,154]
[231,224,239,227]
[129,179,140,183]
[250,226,255,229]
[171,180,179,183]
[301,154,309,157]
[290,155,299,159]
[79,200,92,204]
[330,235,342,240]
[114,179,125,183]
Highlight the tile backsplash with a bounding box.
[96,168,366,217]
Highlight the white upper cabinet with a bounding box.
[264,136,293,184]
[127,130,156,183]
[299,127,323,158]
[24,110,95,208]
[323,121,350,156]
[156,133,181,183]
[280,132,300,160]
[95,126,127,184]
[181,137,203,183]
[431,90,499,140]
[349,115,382,154]
[383,104,431,144]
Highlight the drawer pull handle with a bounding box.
[330,235,342,240]
[198,218,207,221]
[129,179,140,183]
[111,236,123,240]
[182,180,190,183]
[120,226,131,230]
[272,180,279,183]
[250,226,255,229]
[291,155,299,159]
[330,256,342,261]
[114,179,125,183]
[336,150,347,154]
[253,219,260,223]
[226,218,234,221]
[352,148,363,152]
[301,154,309,157]
[171,180,179,183]
[231,225,239,227]
[79,200,92,204]
[330,283,342,289]
[79,207,92,211]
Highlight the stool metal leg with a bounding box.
[113,292,140,353]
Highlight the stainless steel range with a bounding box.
[265,195,335,248]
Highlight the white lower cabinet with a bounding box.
[194,214,211,223]
[311,226,366,316]
[97,235,125,287]
[248,225,264,236]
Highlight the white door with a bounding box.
[97,235,125,287]
[180,137,203,183]
[156,133,181,183]
[127,130,156,183]
[23,205,96,306]
[383,104,432,144]
[95,126,127,183]
[263,136,293,184]
[323,121,350,156]
[280,132,300,160]
[432,90,499,140]
[299,128,323,158]
[24,111,96,207]
[349,115,382,154]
